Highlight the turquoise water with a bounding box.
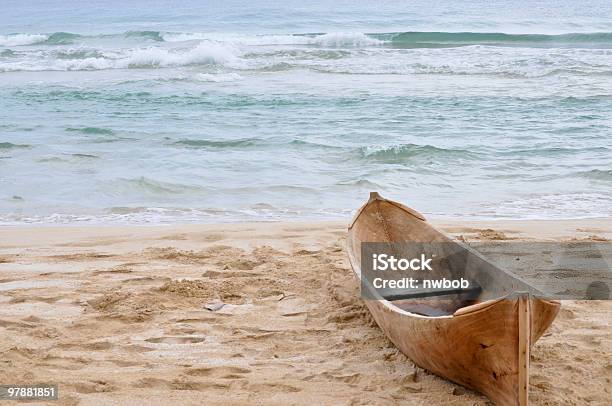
[1,1,611,224]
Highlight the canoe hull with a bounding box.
[361,293,559,405]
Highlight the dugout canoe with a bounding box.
[347,192,560,406]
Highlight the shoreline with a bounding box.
[2,217,611,246]
[2,213,611,227]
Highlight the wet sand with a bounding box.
[0,219,610,405]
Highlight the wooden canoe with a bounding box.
[347,192,560,406]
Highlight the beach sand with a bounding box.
[0,219,610,405]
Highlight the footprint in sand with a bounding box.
[145,336,205,344]
[110,359,146,367]
[134,377,230,391]
[73,380,116,394]
[248,383,302,393]
[167,326,198,335]
[185,365,251,378]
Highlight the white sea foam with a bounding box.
[162,32,209,42]
[123,41,237,68]
[0,33,48,46]
[309,32,382,47]
[194,72,243,82]
[0,206,353,225]
[2,29,611,76]
[162,32,305,45]
[481,193,612,219]
[162,32,382,47]
[0,41,239,72]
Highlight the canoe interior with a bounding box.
[348,192,545,316]
[392,297,480,317]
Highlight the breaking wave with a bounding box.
[162,31,382,47]
[0,33,48,46]
[161,30,612,47]
[359,144,478,162]
[3,30,611,48]
[0,41,237,71]
[124,42,235,68]
[2,29,611,74]
[0,31,165,46]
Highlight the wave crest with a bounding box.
[359,144,477,162]
[113,177,204,196]
[174,138,261,148]
[376,31,612,47]
[0,142,31,149]
[125,42,235,68]
[309,32,382,47]
[65,127,114,135]
[0,33,48,46]
[2,30,611,74]
[576,169,612,181]
[0,41,237,72]
[44,32,82,45]
[124,30,164,42]
[4,30,612,48]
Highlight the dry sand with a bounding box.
[0,219,610,405]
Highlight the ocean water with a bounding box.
[1,0,611,224]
